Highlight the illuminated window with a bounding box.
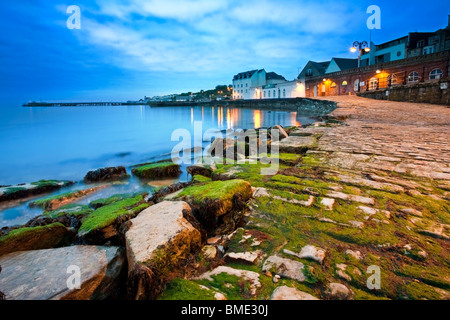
[369,77,378,90]
[342,81,348,86]
[331,82,337,88]
[408,71,419,83]
[429,69,443,80]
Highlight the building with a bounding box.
[232,69,304,100]
[300,16,450,98]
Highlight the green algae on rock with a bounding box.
[43,204,93,219]
[132,161,181,179]
[77,194,150,244]
[0,223,71,256]
[0,180,74,202]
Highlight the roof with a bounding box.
[233,69,264,80]
[266,72,286,81]
[298,61,330,79]
[331,58,358,71]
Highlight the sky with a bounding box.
[0,0,448,104]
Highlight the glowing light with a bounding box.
[350,47,357,53]
[376,70,381,74]
[365,47,371,53]
[254,110,261,129]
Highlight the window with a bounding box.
[388,74,398,86]
[283,89,286,97]
[369,77,378,90]
[306,69,313,76]
[423,46,435,55]
[241,84,243,88]
[342,81,348,86]
[246,83,248,87]
[408,71,419,83]
[354,79,360,92]
[330,82,337,88]
[268,91,271,98]
[264,91,266,98]
[273,90,276,98]
[417,40,425,48]
[245,89,248,93]
[429,69,443,80]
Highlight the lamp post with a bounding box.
[351,41,371,92]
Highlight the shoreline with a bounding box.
[1,96,449,300]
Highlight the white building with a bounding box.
[232,69,305,100]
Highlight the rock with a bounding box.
[297,245,326,264]
[273,275,280,283]
[126,201,202,300]
[400,208,423,217]
[29,185,107,211]
[174,179,252,234]
[0,246,125,300]
[187,164,216,178]
[207,236,222,245]
[84,166,129,183]
[321,198,335,211]
[262,256,305,282]
[327,191,375,205]
[270,286,319,300]
[270,136,316,154]
[336,264,352,282]
[358,206,377,216]
[345,250,363,260]
[325,283,354,300]
[271,125,289,140]
[0,223,72,257]
[253,187,271,198]
[224,251,262,265]
[0,180,74,203]
[349,220,364,229]
[132,161,181,179]
[77,194,149,245]
[195,266,261,296]
[202,245,217,259]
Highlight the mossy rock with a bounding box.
[175,179,252,234]
[89,193,138,209]
[158,278,217,300]
[192,175,212,184]
[77,194,150,244]
[176,179,252,217]
[187,164,215,178]
[0,180,74,202]
[43,204,93,219]
[29,186,103,211]
[0,223,72,256]
[132,162,181,179]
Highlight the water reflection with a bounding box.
[254,110,261,129]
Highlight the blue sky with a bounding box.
[0,0,448,104]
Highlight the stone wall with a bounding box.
[357,79,450,106]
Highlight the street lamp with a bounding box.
[350,41,370,68]
[351,41,370,92]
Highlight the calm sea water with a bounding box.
[0,104,322,227]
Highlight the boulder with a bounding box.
[271,125,289,140]
[324,283,354,300]
[126,201,202,300]
[271,286,319,300]
[0,223,72,257]
[132,162,181,179]
[174,179,252,234]
[270,136,316,154]
[84,166,129,183]
[77,194,150,245]
[187,164,216,178]
[0,180,74,203]
[262,256,305,282]
[224,251,263,265]
[29,185,107,211]
[0,246,125,300]
[298,245,327,264]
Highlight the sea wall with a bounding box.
[357,78,450,106]
[149,98,337,115]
